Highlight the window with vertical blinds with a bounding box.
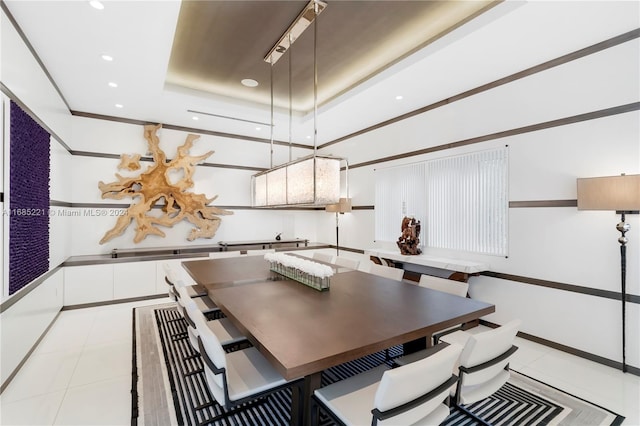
[375,147,508,256]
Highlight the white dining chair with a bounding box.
[418,274,469,297]
[312,343,463,425]
[418,274,470,344]
[176,286,246,353]
[447,320,521,424]
[369,263,404,281]
[172,278,219,315]
[194,310,304,423]
[163,261,207,298]
[333,256,360,270]
[313,252,335,263]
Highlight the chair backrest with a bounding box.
[209,251,242,259]
[175,285,191,317]
[459,319,521,388]
[369,263,405,281]
[418,275,469,298]
[162,262,178,285]
[193,308,228,405]
[313,252,335,263]
[333,256,360,270]
[373,343,463,424]
[246,249,275,256]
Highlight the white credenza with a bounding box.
[63,257,202,306]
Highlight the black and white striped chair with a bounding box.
[311,343,463,425]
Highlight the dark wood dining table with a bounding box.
[182,255,495,424]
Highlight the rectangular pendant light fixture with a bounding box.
[252,0,346,208]
[251,155,343,207]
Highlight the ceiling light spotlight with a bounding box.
[89,0,104,10]
[192,116,199,121]
[101,54,113,62]
[241,79,259,87]
[108,82,118,88]
[115,104,123,108]
[256,127,261,131]
[395,95,403,100]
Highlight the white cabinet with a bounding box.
[64,264,113,305]
[113,262,157,299]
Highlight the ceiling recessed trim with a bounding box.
[187,109,272,127]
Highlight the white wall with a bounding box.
[66,116,319,255]
[316,2,640,369]
[1,5,73,388]
[0,268,63,385]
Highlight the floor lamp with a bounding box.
[577,174,640,373]
[326,198,352,256]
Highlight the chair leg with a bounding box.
[309,395,319,426]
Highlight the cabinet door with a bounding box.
[64,264,114,305]
[113,262,157,300]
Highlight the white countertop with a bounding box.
[364,248,490,274]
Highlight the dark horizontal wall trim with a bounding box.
[0,1,71,112]
[0,83,72,153]
[480,320,639,376]
[350,102,640,170]
[70,110,312,150]
[509,200,577,208]
[352,205,374,210]
[0,265,63,314]
[46,202,330,211]
[69,150,266,172]
[50,200,72,207]
[319,28,640,150]
[481,271,640,305]
[61,294,167,311]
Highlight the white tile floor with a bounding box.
[1,299,639,425]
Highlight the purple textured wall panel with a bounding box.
[9,101,50,295]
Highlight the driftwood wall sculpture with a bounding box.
[98,124,232,244]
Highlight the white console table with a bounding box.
[364,248,489,279]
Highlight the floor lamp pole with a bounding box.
[335,212,339,256]
[617,212,629,373]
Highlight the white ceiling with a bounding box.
[4,1,639,148]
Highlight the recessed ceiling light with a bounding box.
[115,104,123,108]
[101,54,113,62]
[395,95,403,100]
[306,135,311,139]
[108,82,118,88]
[192,116,199,121]
[89,0,104,10]
[255,127,261,131]
[241,79,259,87]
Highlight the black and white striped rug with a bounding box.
[132,305,624,426]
